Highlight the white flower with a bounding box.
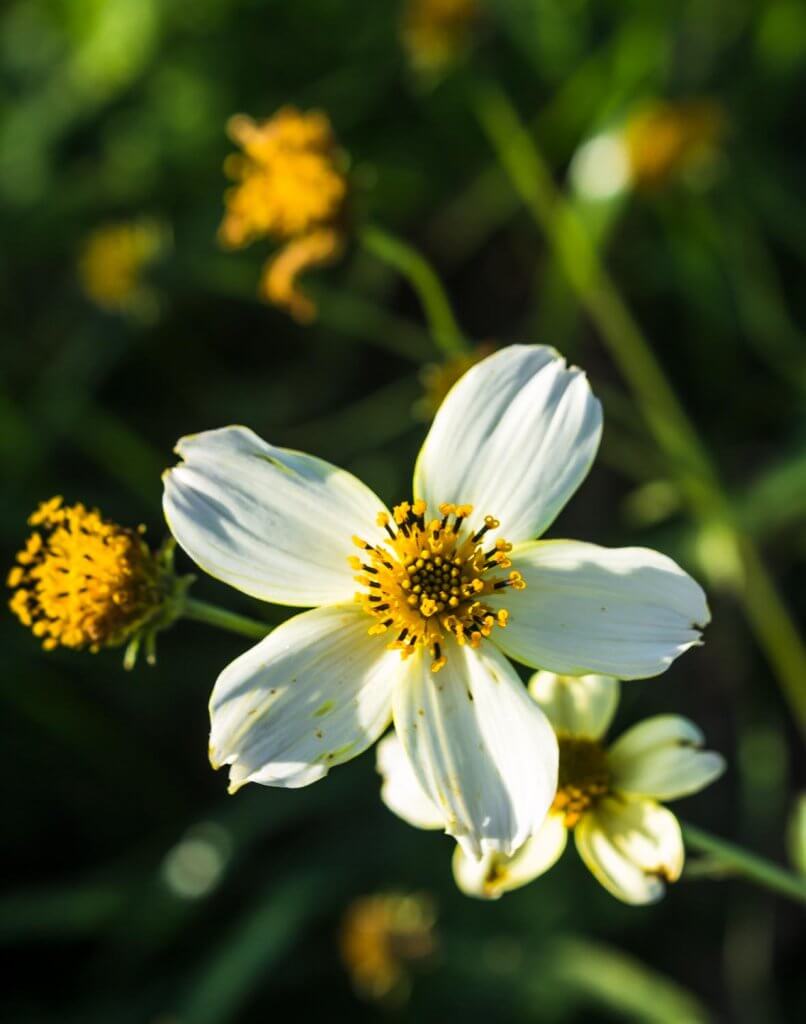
[162,345,710,859]
[378,672,725,904]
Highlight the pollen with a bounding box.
[218,106,348,321]
[551,736,610,828]
[353,501,523,673]
[7,497,162,654]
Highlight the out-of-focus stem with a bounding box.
[183,597,271,640]
[359,224,468,356]
[683,823,806,905]
[472,78,806,735]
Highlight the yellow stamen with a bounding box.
[353,500,522,672]
[7,497,162,654]
[550,736,610,828]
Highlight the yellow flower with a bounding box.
[401,0,481,72]
[339,892,436,1002]
[78,220,166,315]
[8,497,169,662]
[624,100,724,190]
[218,107,347,321]
[414,342,495,420]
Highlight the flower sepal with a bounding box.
[121,538,196,670]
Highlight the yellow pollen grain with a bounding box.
[7,496,161,654]
[352,500,522,672]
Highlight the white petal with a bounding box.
[575,796,684,905]
[376,732,444,831]
[608,715,726,800]
[413,345,602,543]
[209,604,400,791]
[528,671,620,740]
[163,426,386,606]
[489,540,710,679]
[392,639,558,859]
[452,814,568,899]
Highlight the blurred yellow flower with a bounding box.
[624,100,724,190]
[339,892,436,1002]
[401,0,481,71]
[78,220,165,315]
[8,497,164,658]
[414,342,495,419]
[219,107,347,322]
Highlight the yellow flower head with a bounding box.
[8,497,164,655]
[78,220,165,315]
[414,343,495,420]
[219,107,348,321]
[401,0,481,72]
[624,100,724,190]
[339,892,436,1002]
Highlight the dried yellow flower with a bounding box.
[414,343,495,419]
[401,0,481,71]
[78,220,165,315]
[625,100,724,190]
[219,107,348,321]
[339,892,436,1003]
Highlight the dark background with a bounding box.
[2,1,805,1021]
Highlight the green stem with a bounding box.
[182,598,271,641]
[472,78,806,735]
[358,223,468,357]
[682,823,806,905]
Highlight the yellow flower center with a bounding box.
[352,500,525,672]
[7,497,161,653]
[551,736,610,828]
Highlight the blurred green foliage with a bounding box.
[2,1,805,1021]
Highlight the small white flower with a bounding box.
[378,672,725,904]
[162,345,710,859]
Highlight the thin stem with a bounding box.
[682,823,806,905]
[358,223,468,356]
[472,78,806,735]
[182,597,271,641]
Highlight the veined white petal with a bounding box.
[528,671,620,740]
[392,639,558,859]
[489,540,710,679]
[209,604,400,791]
[376,732,444,831]
[575,796,684,905]
[452,814,568,900]
[413,345,602,544]
[608,715,726,801]
[163,426,387,606]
